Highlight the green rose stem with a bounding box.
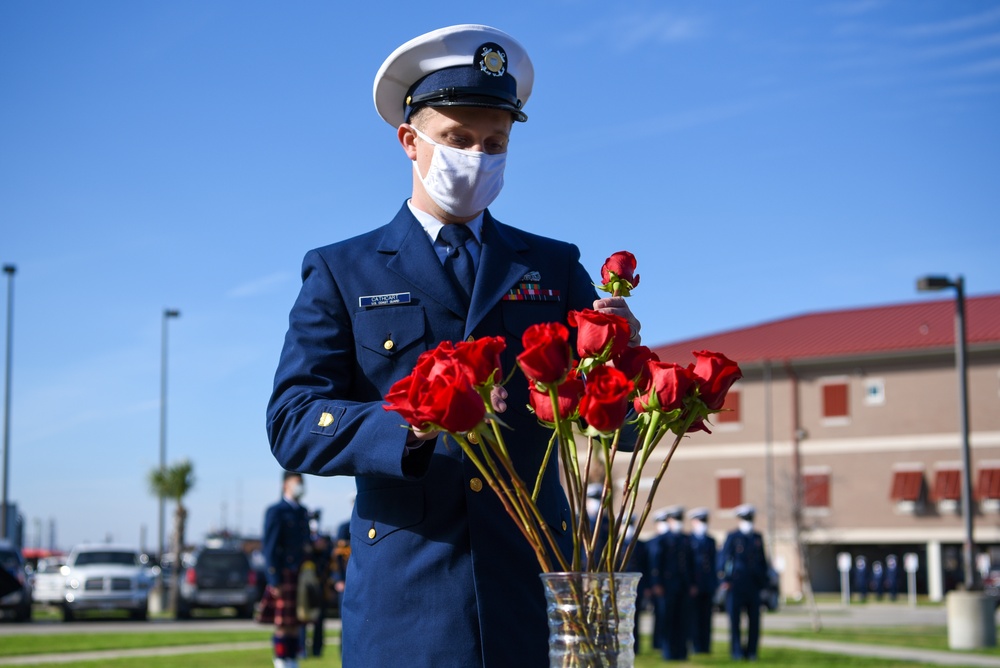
[618,407,703,571]
[531,429,559,501]
[484,417,571,570]
[450,430,566,573]
[611,411,666,568]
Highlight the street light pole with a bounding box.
[1,265,15,541]
[917,275,974,590]
[158,308,180,563]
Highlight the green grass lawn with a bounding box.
[1,630,996,668]
[767,624,1000,655]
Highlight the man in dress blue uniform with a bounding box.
[718,504,768,661]
[266,24,641,668]
[623,514,650,653]
[648,508,670,651]
[884,554,900,601]
[260,471,311,668]
[650,505,693,661]
[687,507,717,655]
[854,555,869,603]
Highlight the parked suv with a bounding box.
[61,545,151,621]
[0,541,32,622]
[177,546,257,619]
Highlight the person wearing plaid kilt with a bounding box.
[260,471,311,668]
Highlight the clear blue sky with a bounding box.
[2,1,998,552]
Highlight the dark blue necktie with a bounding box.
[439,223,476,306]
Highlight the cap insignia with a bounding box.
[477,43,507,77]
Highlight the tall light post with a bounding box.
[1,264,15,541]
[158,308,180,563]
[917,275,974,590]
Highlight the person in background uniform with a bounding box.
[304,510,333,657]
[885,554,900,601]
[265,24,642,668]
[718,504,768,662]
[648,508,670,651]
[623,514,650,654]
[854,555,869,603]
[687,507,717,655]
[332,508,351,616]
[259,471,311,668]
[651,505,693,662]
[871,560,884,601]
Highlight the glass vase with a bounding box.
[539,571,642,668]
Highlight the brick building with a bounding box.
[628,293,1000,601]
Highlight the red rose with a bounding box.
[578,365,632,433]
[614,345,659,387]
[384,345,486,433]
[517,322,572,385]
[633,362,696,414]
[568,309,630,360]
[529,369,585,423]
[454,336,506,387]
[601,251,640,290]
[690,350,742,410]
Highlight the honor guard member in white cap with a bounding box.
[650,505,693,661]
[718,504,769,661]
[266,24,642,668]
[686,507,717,655]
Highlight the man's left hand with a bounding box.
[593,297,642,346]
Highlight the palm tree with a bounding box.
[148,458,195,617]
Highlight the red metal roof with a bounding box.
[651,294,1000,366]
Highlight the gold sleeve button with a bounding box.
[368,528,376,539]
[383,339,394,351]
[467,431,479,445]
[470,478,483,492]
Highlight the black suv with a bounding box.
[177,546,257,619]
[0,542,32,622]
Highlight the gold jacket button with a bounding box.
[383,339,394,351]
[561,521,568,532]
[467,431,479,445]
[470,478,483,492]
[466,335,475,342]
[368,528,377,539]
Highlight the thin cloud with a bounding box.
[899,6,1000,38]
[559,10,703,52]
[227,272,295,298]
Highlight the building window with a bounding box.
[932,468,961,501]
[864,378,885,406]
[890,466,926,514]
[803,470,831,508]
[717,472,743,509]
[715,388,741,425]
[932,466,961,514]
[977,465,1000,512]
[823,382,849,417]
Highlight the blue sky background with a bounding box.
[2,1,998,551]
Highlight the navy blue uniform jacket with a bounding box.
[267,204,599,667]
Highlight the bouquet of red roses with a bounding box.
[383,251,741,575]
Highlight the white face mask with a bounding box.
[411,126,506,217]
[291,483,305,501]
[739,519,753,534]
[692,522,707,537]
